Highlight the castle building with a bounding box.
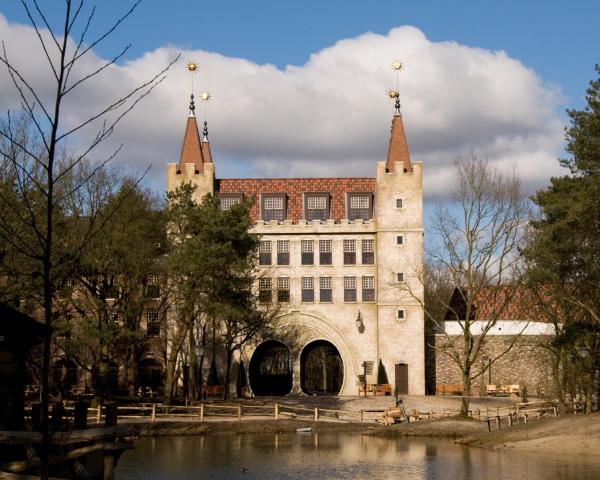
[167,94,425,396]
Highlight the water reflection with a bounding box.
[117,433,600,480]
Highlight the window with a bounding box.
[319,277,332,302]
[262,194,286,221]
[259,278,272,303]
[344,276,357,302]
[277,240,290,265]
[220,194,243,211]
[147,308,160,336]
[362,276,375,302]
[319,240,332,265]
[396,235,404,246]
[362,239,374,264]
[259,241,272,266]
[397,272,404,283]
[305,193,330,221]
[301,240,314,265]
[396,198,403,209]
[397,309,405,321]
[146,275,160,298]
[277,277,290,303]
[343,239,356,265]
[348,193,373,221]
[301,277,314,302]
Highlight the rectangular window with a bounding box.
[301,240,314,265]
[348,193,373,221]
[146,275,160,298]
[362,276,375,302]
[259,278,272,303]
[343,239,356,265]
[397,272,404,283]
[319,277,332,303]
[262,194,286,221]
[259,240,272,266]
[277,277,290,303]
[277,240,290,265]
[319,240,332,265]
[344,276,357,302]
[305,193,330,221]
[362,239,374,265]
[397,309,405,321]
[301,277,314,302]
[147,308,160,337]
[396,198,403,209]
[397,235,404,246]
[220,194,243,211]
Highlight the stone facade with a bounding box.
[166,101,425,396]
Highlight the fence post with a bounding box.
[486,418,491,432]
[238,403,242,421]
[524,413,528,424]
[508,413,513,427]
[275,403,279,420]
[314,408,319,421]
[360,410,363,423]
[151,404,156,423]
[200,403,204,422]
[96,405,102,424]
[552,405,558,417]
[495,416,500,430]
[476,409,480,421]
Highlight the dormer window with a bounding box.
[348,193,373,221]
[262,193,287,221]
[220,193,243,211]
[305,193,330,221]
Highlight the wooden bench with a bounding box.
[358,384,392,396]
[203,385,224,398]
[436,383,463,395]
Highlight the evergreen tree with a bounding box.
[524,65,600,411]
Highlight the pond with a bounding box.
[117,433,600,480]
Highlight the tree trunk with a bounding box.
[461,371,472,416]
[223,349,233,400]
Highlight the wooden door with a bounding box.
[395,362,408,395]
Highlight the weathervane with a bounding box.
[388,59,403,115]
[186,61,198,114]
[200,91,211,140]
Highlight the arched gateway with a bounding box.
[300,340,343,395]
[249,340,293,396]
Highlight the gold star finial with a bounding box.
[186,61,198,73]
[391,59,403,71]
[200,91,211,102]
[388,90,399,99]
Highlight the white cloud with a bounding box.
[0,16,566,199]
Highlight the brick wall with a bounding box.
[434,334,556,397]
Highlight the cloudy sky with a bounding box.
[0,0,598,200]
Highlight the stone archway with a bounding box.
[249,340,293,396]
[300,340,344,395]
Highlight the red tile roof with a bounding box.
[386,114,412,173]
[217,177,376,223]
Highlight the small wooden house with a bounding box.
[0,303,45,430]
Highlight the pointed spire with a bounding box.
[178,94,205,173]
[201,120,213,164]
[386,107,413,173]
[386,60,412,173]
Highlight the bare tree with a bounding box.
[401,156,529,415]
[0,2,177,477]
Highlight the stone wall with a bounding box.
[434,333,556,397]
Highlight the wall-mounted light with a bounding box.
[356,310,365,333]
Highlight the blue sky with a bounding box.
[0,0,598,198]
[3,0,597,109]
